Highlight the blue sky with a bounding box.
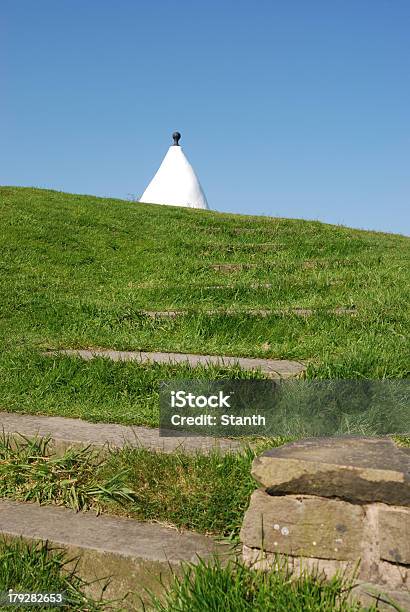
[2,1,409,234]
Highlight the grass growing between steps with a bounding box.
[0,435,136,514]
[0,434,280,538]
[0,185,409,416]
[0,538,112,611]
[97,435,410,535]
[1,435,408,539]
[98,444,270,537]
[0,351,264,426]
[2,352,408,431]
[146,557,379,612]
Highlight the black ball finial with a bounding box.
[172,131,181,146]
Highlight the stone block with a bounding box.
[252,437,410,506]
[240,489,364,560]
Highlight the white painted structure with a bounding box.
[139,132,209,210]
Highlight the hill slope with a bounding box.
[0,186,408,424]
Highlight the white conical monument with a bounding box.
[139,132,209,209]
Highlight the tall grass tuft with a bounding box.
[0,538,117,610]
[144,556,380,611]
[0,432,136,513]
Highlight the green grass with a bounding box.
[0,538,111,610]
[0,539,383,612]
[0,350,264,426]
[0,434,279,538]
[0,186,409,425]
[1,187,407,610]
[99,444,265,537]
[0,434,135,513]
[145,557,379,611]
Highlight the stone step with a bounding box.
[0,498,233,608]
[140,307,357,318]
[0,411,242,455]
[211,263,258,271]
[43,349,305,379]
[135,283,274,289]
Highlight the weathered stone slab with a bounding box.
[379,507,410,565]
[252,437,410,506]
[211,263,257,271]
[43,349,305,379]
[141,308,356,318]
[0,498,232,608]
[0,411,242,455]
[240,489,364,560]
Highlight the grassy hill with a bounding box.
[0,186,408,425]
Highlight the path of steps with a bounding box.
[0,349,303,607]
[0,410,239,607]
[0,411,242,455]
[44,349,305,379]
[0,498,233,608]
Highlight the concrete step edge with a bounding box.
[43,348,306,379]
[0,498,234,608]
[0,411,243,455]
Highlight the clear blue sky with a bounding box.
[2,1,409,235]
